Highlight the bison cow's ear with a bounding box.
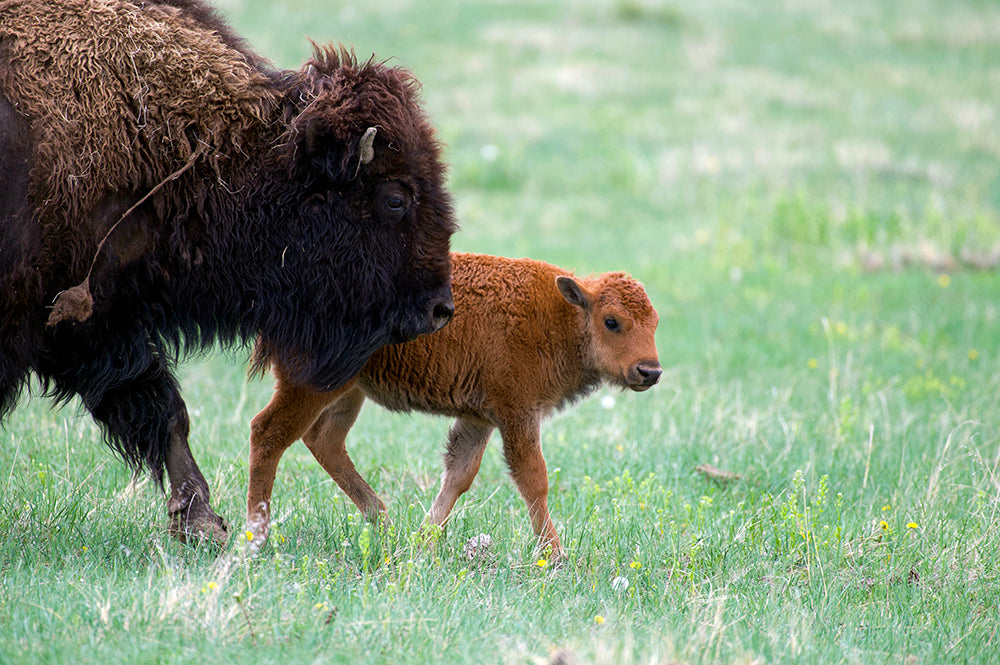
[299,119,378,183]
[358,126,377,165]
[300,117,349,181]
[556,276,592,311]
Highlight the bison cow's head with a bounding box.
[259,46,456,391]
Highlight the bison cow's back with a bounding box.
[0,0,277,245]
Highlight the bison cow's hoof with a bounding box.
[168,501,229,549]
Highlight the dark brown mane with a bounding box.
[307,42,360,75]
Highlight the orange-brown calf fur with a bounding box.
[247,253,661,555]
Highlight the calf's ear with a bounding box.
[556,276,592,311]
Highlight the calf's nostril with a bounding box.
[637,365,662,385]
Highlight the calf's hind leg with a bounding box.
[427,417,494,528]
[247,375,353,540]
[302,385,386,520]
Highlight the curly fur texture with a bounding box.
[0,0,455,491]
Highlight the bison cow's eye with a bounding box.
[604,316,620,332]
[386,193,406,211]
[377,181,412,220]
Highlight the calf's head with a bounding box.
[556,272,661,391]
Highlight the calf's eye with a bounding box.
[604,316,620,332]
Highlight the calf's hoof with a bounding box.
[241,508,272,550]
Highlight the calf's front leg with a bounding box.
[499,417,561,557]
[246,375,352,540]
[426,417,494,528]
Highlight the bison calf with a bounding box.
[248,253,660,555]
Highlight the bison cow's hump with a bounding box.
[0,0,278,225]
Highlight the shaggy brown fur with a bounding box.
[248,253,661,556]
[0,0,455,545]
[1,0,273,247]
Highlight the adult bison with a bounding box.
[0,0,456,545]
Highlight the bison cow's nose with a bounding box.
[430,299,455,332]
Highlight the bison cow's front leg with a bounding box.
[60,352,228,547]
[161,390,229,547]
[95,363,227,547]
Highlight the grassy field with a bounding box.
[2,0,1000,662]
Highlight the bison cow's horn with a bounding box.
[359,126,377,164]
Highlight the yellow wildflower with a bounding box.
[536,558,548,568]
[907,522,918,529]
[969,349,979,361]
[938,274,950,288]
[594,615,605,625]
[629,560,642,569]
[245,530,254,542]
[879,520,889,530]
[807,358,818,369]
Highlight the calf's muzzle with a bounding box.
[627,361,662,391]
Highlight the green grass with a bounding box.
[3,0,1000,662]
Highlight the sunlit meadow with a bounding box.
[2,0,999,663]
